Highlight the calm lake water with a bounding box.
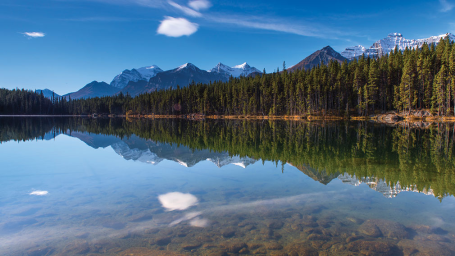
[1,117,455,256]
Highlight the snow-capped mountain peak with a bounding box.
[176,63,198,71]
[388,32,402,37]
[110,65,163,89]
[209,62,260,78]
[340,45,367,60]
[136,65,163,80]
[233,62,250,69]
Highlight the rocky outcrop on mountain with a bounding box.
[110,65,163,89]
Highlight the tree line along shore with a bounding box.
[1,37,454,120]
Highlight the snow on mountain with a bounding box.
[339,45,367,60]
[136,65,163,80]
[341,33,455,60]
[111,141,163,165]
[176,63,198,71]
[337,173,434,198]
[206,155,257,168]
[110,65,163,89]
[208,62,261,78]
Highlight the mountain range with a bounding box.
[59,130,435,198]
[67,131,258,168]
[46,62,261,99]
[340,32,455,60]
[118,63,229,97]
[40,32,454,100]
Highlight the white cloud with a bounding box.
[440,0,454,12]
[157,192,198,210]
[22,32,45,38]
[168,1,202,17]
[188,0,211,11]
[29,190,48,196]
[157,16,199,37]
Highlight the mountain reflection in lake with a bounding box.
[1,117,455,255]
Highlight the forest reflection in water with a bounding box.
[1,117,454,199]
[1,117,455,255]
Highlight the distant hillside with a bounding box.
[64,81,119,99]
[36,89,60,99]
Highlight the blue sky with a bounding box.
[1,0,454,94]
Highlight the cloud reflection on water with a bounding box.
[157,192,198,211]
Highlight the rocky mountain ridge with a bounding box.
[341,32,455,60]
[288,46,347,72]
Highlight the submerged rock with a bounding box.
[265,241,283,250]
[221,227,236,238]
[358,221,382,237]
[117,248,185,256]
[154,236,172,246]
[398,239,455,256]
[181,241,202,250]
[346,217,364,225]
[222,241,247,253]
[346,240,400,256]
[358,219,409,239]
[266,220,284,229]
[284,242,318,256]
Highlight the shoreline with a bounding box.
[2,113,455,123]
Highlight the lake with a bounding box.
[1,117,455,255]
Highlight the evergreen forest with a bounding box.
[1,38,455,117]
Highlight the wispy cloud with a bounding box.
[63,16,130,22]
[83,0,167,8]
[22,32,45,38]
[157,16,199,37]
[205,14,341,39]
[440,0,454,12]
[81,0,344,39]
[188,0,211,11]
[168,1,202,17]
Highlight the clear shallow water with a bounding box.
[1,118,455,255]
